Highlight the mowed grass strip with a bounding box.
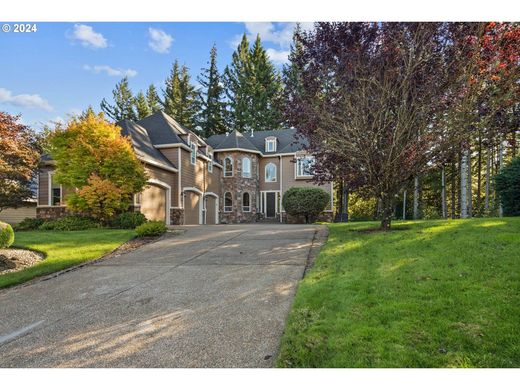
[0,229,135,289]
[277,218,520,367]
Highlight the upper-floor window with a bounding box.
[224,157,233,177]
[242,192,251,212]
[265,162,277,182]
[224,192,233,212]
[49,173,62,206]
[296,155,315,177]
[242,157,251,178]
[208,152,213,173]
[190,142,197,165]
[265,138,277,152]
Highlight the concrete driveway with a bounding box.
[0,224,327,367]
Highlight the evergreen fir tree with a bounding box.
[250,34,284,131]
[162,61,198,128]
[282,24,305,124]
[100,77,137,121]
[223,33,254,131]
[146,84,162,113]
[223,33,284,132]
[197,44,226,137]
[135,91,152,119]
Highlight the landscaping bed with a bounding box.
[0,248,44,274]
[0,229,135,289]
[276,218,520,368]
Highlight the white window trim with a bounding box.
[295,155,315,178]
[242,192,251,213]
[265,138,277,152]
[224,156,234,177]
[224,191,233,212]
[260,190,281,216]
[48,171,63,206]
[265,162,277,182]
[190,142,197,165]
[134,193,142,206]
[208,152,213,173]
[242,157,251,178]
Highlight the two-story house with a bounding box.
[36,111,333,225]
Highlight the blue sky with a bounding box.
[0,22,310,130]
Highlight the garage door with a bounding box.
[205,196,217,225]
[140,184,166,222]
[184,191,201,225]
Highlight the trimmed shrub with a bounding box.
[135,221,167,237]
[15,217,46,231]
[111,211,147,229]
[495,157,520,216]
[282,187,330,223]
[0,221,15,248]
[39,216,101,231]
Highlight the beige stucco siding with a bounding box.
[281,155,333,210]
[259,157,279,191]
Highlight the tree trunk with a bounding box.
[476,133,482,215]
[380,195,394,230]
[498,135,504,217]
[485,146,491,212]
[402,189,407,220]
[460,146,469,219]
[441,166,447,219]
[413,176,420,220]
[451,160,456,219]
[468,148,473,218]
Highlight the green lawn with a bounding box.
[277,218,520,367]
[0,229,135,289]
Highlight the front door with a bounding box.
[266,192,276,218]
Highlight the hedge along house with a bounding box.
[36,111,333,225]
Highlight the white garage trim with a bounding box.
[182,187,203,225]
[147,178,171,225]
[204,192,219,225]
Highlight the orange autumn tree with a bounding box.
[49,111,147,222]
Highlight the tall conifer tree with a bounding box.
[100,77,137,121]
[162,60,198,128]
[197,44,226,137]
[146,84,162,114]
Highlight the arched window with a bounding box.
[265,163,277,182]
[242,192,251,212]
[224,157,233,177]
[224,192,233,212]
[242,157,251,178]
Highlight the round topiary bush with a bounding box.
[0,221,15,248]
[135,221,167,237]
[111,211,147,229]
[495,156,520,216]
[282,187,330,223]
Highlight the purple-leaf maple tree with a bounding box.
[285,22,460,229]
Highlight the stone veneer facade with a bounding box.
[218,151,260,224]
[36,206,71,220]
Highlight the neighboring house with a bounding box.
[36,111,333,225]
[0,179,37,225]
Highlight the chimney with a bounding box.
[250,129,254,137]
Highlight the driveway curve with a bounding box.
[0,224,327,367]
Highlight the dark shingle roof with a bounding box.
[117,119,177,171]
[206,128,308,155]
[136,111,187,145]
[207,130,260,153]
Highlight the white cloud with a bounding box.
[70,24,108,49]
[266,48,290,65]
[83,65,138,78]
[0,87,53,111]
[233,22,315,50]
[148,28,173,54]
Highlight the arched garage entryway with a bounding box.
[140,179,171,225]
[183,187,203,225]
[204,193,219,225]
